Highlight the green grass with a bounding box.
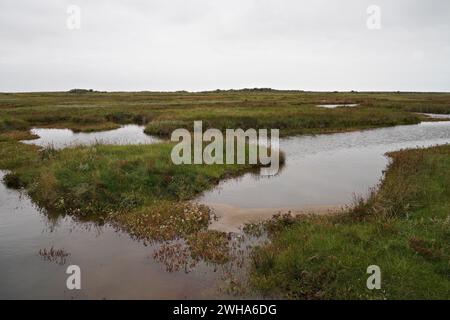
[22,143,260,216]
[3,90,448,135]
[143,106,421,137]
[249,145,450,300]
[0,130,266,242]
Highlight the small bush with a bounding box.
[3,172,26,189]
[0,118,29,132]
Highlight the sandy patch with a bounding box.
[204,202,344,233]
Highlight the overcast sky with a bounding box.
[1,0,449,92]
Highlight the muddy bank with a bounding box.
[206,203,343,233]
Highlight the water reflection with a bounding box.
[21,125,160,149]
[0,172,225,299]
[317,104,359,109]
[199,122,450,208]
[418,113,450,119]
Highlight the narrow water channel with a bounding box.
[198,121,450,230]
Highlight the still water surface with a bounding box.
[317,104,359,109]
[0,173,225,299]
[21,125,160,149]
[199,122,450,208]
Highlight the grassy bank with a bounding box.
[2,90,447,136]
[249,145,450,300]
[0,130,268,242]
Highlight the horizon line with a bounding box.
[1,88,450,94]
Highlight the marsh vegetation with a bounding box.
[0,90,449,299]
[249,146,450,299]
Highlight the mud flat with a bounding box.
[207,203,342,233]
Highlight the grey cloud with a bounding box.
[0,0,449,92]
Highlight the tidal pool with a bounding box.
[317,104,359,109]
[21,125,160,149]
[418,113,450,119]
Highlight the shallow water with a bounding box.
[199,121,450,209]
[0,171,223,299]
[317,104,359,109]
[21,125,160,149]
[418,113,450,119]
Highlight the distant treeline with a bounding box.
[67,88,439,94]
[69,89,106,94]
[68,88,303,94]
